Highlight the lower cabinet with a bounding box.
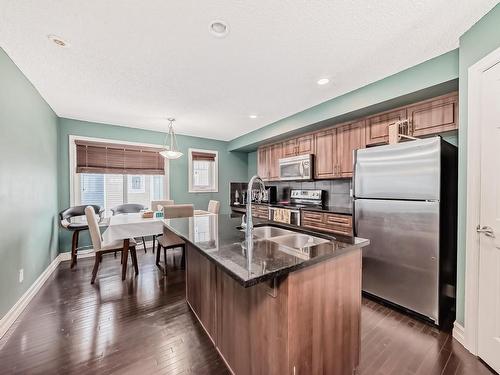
[302,210,353,236]
[185,243,362,375]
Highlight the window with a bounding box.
[71,136,168,215]
[188,149,218,192]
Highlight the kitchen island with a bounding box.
[164,214,369,375]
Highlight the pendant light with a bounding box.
[160,118,183,159]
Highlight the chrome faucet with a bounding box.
[245,175,266,238]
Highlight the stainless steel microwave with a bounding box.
[279,154,313,181]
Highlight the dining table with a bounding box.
[101,210,213,279]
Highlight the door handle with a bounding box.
[476,225,495,238]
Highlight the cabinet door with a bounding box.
[337,120,366,178]
[297,134,314,155]
[365,108,407,145]
[407,93,458,137]
[268,143,283,181]
[257,146,269,180]
[282,139,297,157]
[314,129,337,179]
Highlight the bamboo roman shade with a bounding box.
[191,151,216,161]
[75,140,165,175]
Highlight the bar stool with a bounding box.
[59,205,102,268]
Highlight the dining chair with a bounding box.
[111,203,148,253]
[208,200,220,214]
[85,206,138,284]
[150,200,174,211]
[60,204,102,268]
[151,200,174,250]
[156,204,194,275]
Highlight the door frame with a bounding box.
[462,45,500,356]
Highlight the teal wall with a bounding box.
[58,118,248,252]
[455,3,500,326]
[247,151,257,179]
[0,48,59,317]
[229,49,459,151]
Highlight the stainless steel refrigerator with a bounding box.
[353,137,457,326]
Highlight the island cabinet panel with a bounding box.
[185,244,363,375]
[337,120,366,178]
[185,245,217,339]
[287,249,362,375]
[407,93,458,137]
[216,268,290,375]
[314,128,338,179]
[365,108,407,146]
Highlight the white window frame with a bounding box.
[188,148,218,193]
[69,135,170,208]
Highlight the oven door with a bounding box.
[269,207,301,226]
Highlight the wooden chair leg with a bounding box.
[142,237,147,253]
[163,247,168,275]
[155,243,161,266]
[70,230,79,269]
[130,247,139,275]
[91,253,101,284]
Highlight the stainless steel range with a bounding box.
[269,189,324,226]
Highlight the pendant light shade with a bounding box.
[160,118,183,159]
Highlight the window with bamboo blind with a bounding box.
[75,140,165,175]
[188,148,218,192]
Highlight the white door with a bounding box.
[477,60,500,373]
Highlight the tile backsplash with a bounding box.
[230,179,353,210]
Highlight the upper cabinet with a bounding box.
[314,129,338,179]
[256,91,458,181]
[282,134,314,158]
[257,143,283,181]
[337,120,366,178]
[365,108,407,146]
[407,93,458,137]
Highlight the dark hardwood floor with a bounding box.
[0,249,494,375]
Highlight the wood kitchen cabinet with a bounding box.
[365,108,407,146]
[406,93,458,137]
[257,143,282,181]
[302,210,353,236]
[268,143,282,180]
[337,120,366,178]
[282,134,314,157]
[314,128,338,179]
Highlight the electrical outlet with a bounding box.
[19,269,24,283]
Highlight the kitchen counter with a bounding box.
[164,214,368,287]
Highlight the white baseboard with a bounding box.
[452,321,466,348]
[0,253,65,339]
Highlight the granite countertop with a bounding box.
[230,203,352,216]
[163,214,368,287]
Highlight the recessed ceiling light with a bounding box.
[317,78,330,85]
[249,114,258,119]
[209,20,229,38]
[47,34,70,48]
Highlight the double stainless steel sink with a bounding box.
[250,226,330,255]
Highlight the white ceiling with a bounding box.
[0,1,496,141]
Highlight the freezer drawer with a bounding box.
[355,198,440,322]
[354,137,441,200]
